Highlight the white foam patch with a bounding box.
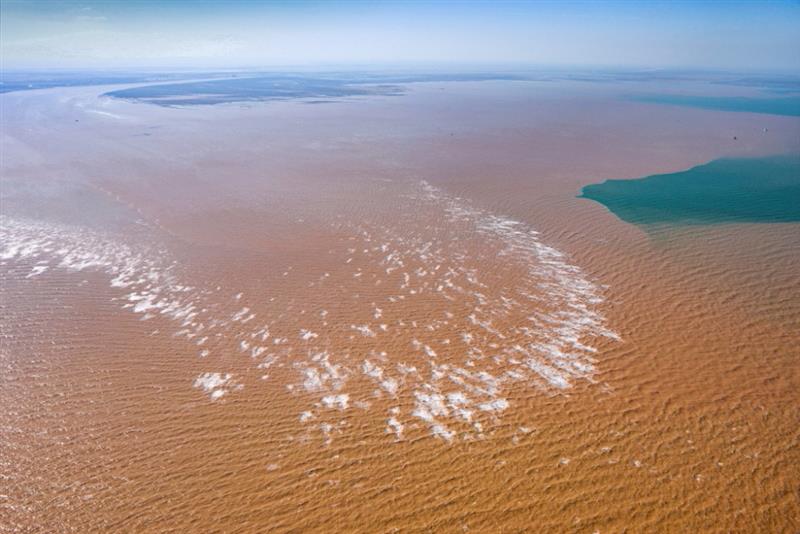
[299,411,315,423]
[300,329,318,341]
[478,398,509,412]
[386,417,404,439]
[431,424,455,442]
[25,264,49,278]
[303,368,324,392]
[193,372,235,400]
[380,378,399,396]
[351,324,375,337]
[321,394,349,410]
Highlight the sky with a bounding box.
[1,0,799,71]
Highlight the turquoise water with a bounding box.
[579,155,800,226]
[631,94,800,116]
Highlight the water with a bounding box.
[0,71,222,94]
[2,75,799,532]
[630,94,800,116]
[579,155,800,226]
[103,73,523,106]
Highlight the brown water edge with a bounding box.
[1,79,799,532]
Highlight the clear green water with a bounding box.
[631,94,800,116]
[579,155,800,226]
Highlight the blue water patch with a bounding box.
[579,155,800,226]
[630,94,800,116]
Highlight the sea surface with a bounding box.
[630,94,800,116]
[1,70,799,533]
[579,155,800,226]
[102,73,524,106]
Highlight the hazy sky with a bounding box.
[2,0,799,71]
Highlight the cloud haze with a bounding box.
[2,1,799,71]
